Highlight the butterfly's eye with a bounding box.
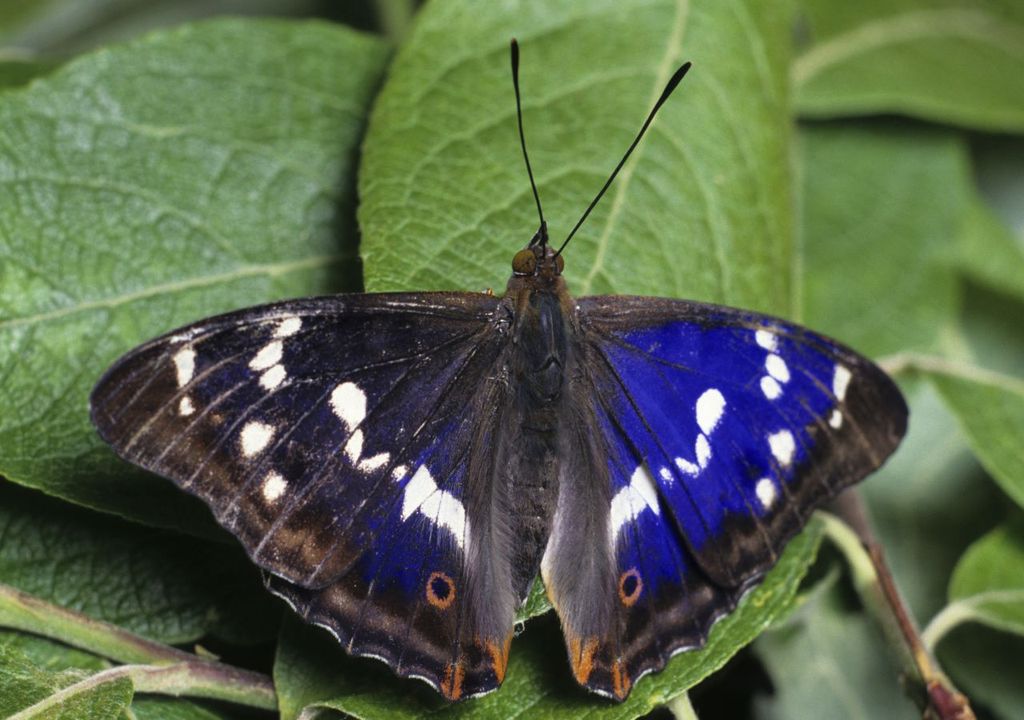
[512,249,537,275]
[554,253,565,274]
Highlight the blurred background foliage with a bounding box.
[0,1,1022,719]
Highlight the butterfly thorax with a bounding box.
[470,247,577,621]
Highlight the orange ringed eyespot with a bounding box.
[426,571,456,609]
[618,568,642,606]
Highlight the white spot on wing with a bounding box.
[178,396,195,416]
[240,421,275,457]
[829,409,843,429]
[696,388,726,435]
[695,434,712,468]
[274,316,302,338]
[249,341,283,371]
[768,430,796,467]
[172,348,195,387]
[609,465,661,547]
[658,466,673,483]
[344,430,364,464]
[755,329,777,351]
[833,365,852,401]
[262,472,287,503]
[331,382,366,428]
[401,465,468,550]
[675,456,699,476]
[259,364,286,390]
[760,375,782,400]
[765,354,790,383]
[401,466,434,520]
[391,464,408,482]
[359,452,390,473]
[755,478,777,509]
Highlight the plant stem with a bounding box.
[823,495,977,720]
[0,583,277,711]
[667,692,700,720]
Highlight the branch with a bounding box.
[0,583,276,711]
[822,495,976,720]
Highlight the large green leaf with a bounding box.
[799,123,966,357]
[0,19,389,532]
[360,0,797,316]
[273,521,822,720]
[0,482,279,646]
[794,0,1024,132]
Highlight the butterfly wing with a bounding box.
[90,292,519,698]
[542,295,907,699]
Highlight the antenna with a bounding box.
[510,39,547,247]
[555,60,692,256]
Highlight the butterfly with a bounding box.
[89,41,907,702]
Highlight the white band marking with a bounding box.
[172,348,195,387]
[401,465,468,550]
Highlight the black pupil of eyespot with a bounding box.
[622,574,638,597]
[431,576,450,599]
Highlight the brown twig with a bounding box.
[825,491,975,720]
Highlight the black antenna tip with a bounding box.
[511,39,519,68]
[657,61,692,107]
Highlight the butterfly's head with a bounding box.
[512,238,564,280]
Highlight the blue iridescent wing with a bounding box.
[90,292,517,699]
[542,295,906,699]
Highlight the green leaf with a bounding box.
[958,197,1024,302]
[754,571,915,720]
[926,519,1024,646]
[0,631,109,674]
[799,123,966,357]
[273,520,822,720]
[0,482,280,646]
[927,367,1024,510]
[0,641,133,720]
[0,19,389,532]
[517,579,552,623]
[794,0,1024,132]
[360,0,798,316]
[0,60,57,89]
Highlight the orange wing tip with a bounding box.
[484,635,513,683]
[439,662,465,701]
[611,659,632,699]
[567,635,600,685]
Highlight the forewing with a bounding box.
[580,295,906,588]
[543,295,906,699]
[91,291,516,697]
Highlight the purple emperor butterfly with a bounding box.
[91,42,906,701]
